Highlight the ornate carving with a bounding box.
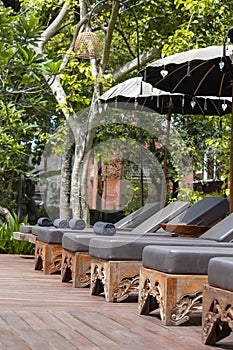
[153,281,164,320]
[34,246,43,270]
[113,274,139,302]
[34,242,62,275]
[48,253,62,274]
[91,264,108,296]
[203,299,233,344]
[170,290,203,325]
[61,255,73,282]
[79,266,91,287]
[139,278,164,318]
[139,278,152,312]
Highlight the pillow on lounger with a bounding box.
[53,218,69,228]
[69,218,86,230]
[93,221,116,236]
[37,217,52,227]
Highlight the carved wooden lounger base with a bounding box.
[90,258,142,302]
[34,240,62,275]
[138,266,207,326]
[202,284,233,345]
[61,249,92,288]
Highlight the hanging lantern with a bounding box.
[74,31,100,59]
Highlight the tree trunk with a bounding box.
[69,56,101,222]
[59,127,75,219]
[33,0,160,223]
[70,127,92,222]
[71,144,84,218]
[75,154,90,223]
[75,123,97,223]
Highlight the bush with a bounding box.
[0,213,34,255]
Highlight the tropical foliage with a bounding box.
[0,213,34,254]
[0,0,233,228]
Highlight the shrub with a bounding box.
[0,213,34,255]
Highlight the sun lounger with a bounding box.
[31,200,175,275]
[15,202,161,244]
[20,201,161,236]
[32,222,88,274]
[61,201,188,285]
[61,197,228,289]
[89,198,230,302]
[113,202,162,229]
[202,257,233,345]
[138,246,233,326]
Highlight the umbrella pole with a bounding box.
[160,108,171,208]
[230,82,233,213]
[139,116,144,207]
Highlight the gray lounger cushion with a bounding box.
[142,245,233,275]
[62,231,174,253]
[88,236,232,260]
[115,202,160,229]
[131,201,189,233]
[208,257,233,291]
[19,225,34,234]
[155,196,229,234]
[199,212,233,241]
[65,204,233,255]
[35,227,65,244]
[62,230,176,253]
[166,196,229,226]
[62,233,95,252]
[88,212,233,260]
[32,227,92,243]
[31,226,94,242]
[60,201,189,251]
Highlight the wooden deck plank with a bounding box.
[103,311,188,350]
[0,311,51,349]
[108,311,211,350]
[0,329,31,350]
[0,255,232,349]
[35,329,78,350]
[71,310,154,350]
[30,311,101,350]
[54,311,121,349]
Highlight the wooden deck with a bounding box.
[0,255,232,350]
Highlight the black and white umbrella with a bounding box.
[99,76,231,116]
[99,77,231,207]
[140,42,233,211]
[140,45,233,97]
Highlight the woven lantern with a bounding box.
[74,31,100,59]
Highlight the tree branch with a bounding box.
[99,1,120,75]
[112,48,160,81]
[38,1,71,52]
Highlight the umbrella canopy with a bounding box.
[140,43,233,211]
[99,77,232,207]
[99,77,232,115]
[140,45,233,97]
